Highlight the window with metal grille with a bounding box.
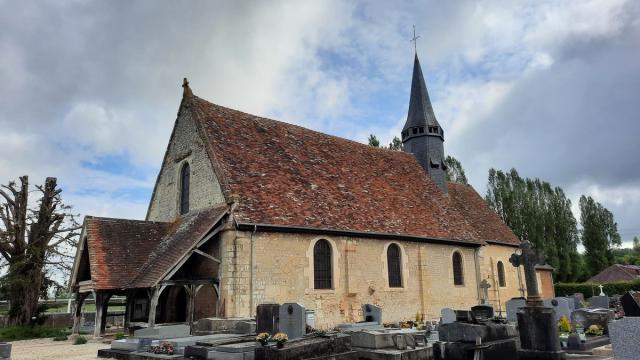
[452,251,464,285]
[497,261,506,287]
[387,244,402,287]
[180,162,190,215]
[313,240,332,289]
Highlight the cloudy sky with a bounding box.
[1,0,639,246]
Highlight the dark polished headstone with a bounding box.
[470,305,494,322]
[621,291,640,316]
[517,306,565,360]
[256,303,280,334]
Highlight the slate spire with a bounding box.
[401,53,448,193]
[403,54,440,133]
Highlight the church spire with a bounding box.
[401,52,448,193]
[402,54,441,134]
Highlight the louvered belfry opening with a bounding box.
[180,162,190,215]
[387,244,402,287]
[313,240,332,289]
[453,251,464,285]
[497,261,506,287]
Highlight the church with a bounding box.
[69,54,555,336]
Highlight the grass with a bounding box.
[73,335,87,345]
[0,326,69,342]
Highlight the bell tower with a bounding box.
[401,54,447,193]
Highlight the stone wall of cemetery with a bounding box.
[147,109,225,222]
[226,231,489,329]
[479,244,526,313]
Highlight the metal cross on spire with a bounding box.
[410,25,420,53]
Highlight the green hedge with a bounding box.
[555,279,640,297]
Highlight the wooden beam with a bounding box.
[192,249,221,264]
[159,279,218,286]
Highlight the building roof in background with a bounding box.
[588,264,640,284]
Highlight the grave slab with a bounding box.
[196,318,255,335]
[354,345,433,360]
[0,343,10,360]
[134,324,190,339]
[571,308,614,334]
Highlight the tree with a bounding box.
[388,137,403,151]
[634,236,640,252]
[367,134,380,148]
[485,168,581,282]
[0,176,80,325]
[579,195,622,276]
[445,155,468,184]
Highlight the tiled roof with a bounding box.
[84,217,171,290]
[83,206,228,290]
[588,264,640,284]
[130,205,228,288]
[190,95,518,246]
[447,183,521,246]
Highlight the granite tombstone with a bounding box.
[278,303,305,340]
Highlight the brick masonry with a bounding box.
[147,109,225,222]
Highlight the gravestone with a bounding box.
[470,304,494,322]
[278,303,305,340]
[479,279,491,304]
[509,241,565,360]
[362,304,382,324]
[134,324,190,339]
[571,308,615,334]
[440,308,456,324]
[0,343,10,360]
[620,291,640,317]
[543,297,572,322]
[505,298,526,323]
[256,303,280,334]
[588,295,610,309]
[571,293,585,309]
[609,317,640,360]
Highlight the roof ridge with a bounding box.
[86,216,169,225]
[191,95,412,156]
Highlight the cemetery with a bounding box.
[89,240,640,360]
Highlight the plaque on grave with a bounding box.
[620,291,640,317]
[278,303,305,340]
[588,295,609,309]
[256,303,280,334]
[362,304,382,324]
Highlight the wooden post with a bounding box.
[147,285,166,327]
[72,292,89,334]
[124,290,134,335]
[184,285,195,332]
[93,291,112,337]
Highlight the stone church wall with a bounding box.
[147,110,225,222]
[479,244,526,314]
[219,231,528,329]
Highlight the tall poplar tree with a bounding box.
[579,195,622,276]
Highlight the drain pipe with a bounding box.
[249,224,257,318]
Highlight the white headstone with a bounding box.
[362,304,382,324]
[440,308,456,324]
[278,303,305,339]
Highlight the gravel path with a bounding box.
[10,337,110,360]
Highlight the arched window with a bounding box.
[179,163,190,215]
[497,261,506,287]
[387,244,402,288]
[452,251,464,286]
[313,240,332,289]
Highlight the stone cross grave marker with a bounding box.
[598,284,605,296]
[509,240,546,306]
[278,303,305,340]
[479,279,491,305]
